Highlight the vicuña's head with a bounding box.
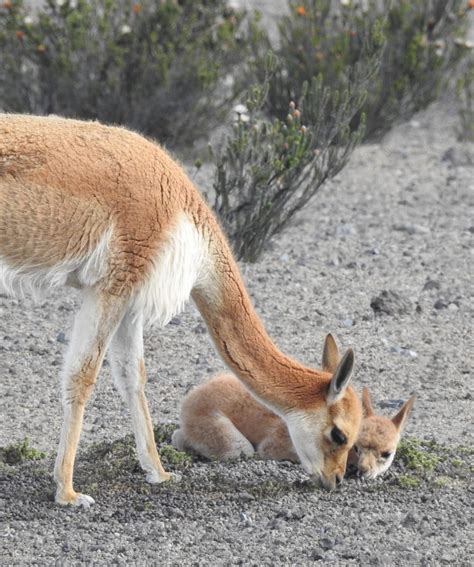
[284,334,362,490]
[350,387,415,479]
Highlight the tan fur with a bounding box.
[349,388,415,479]
[173,378,414,481]
[1,115,362,504]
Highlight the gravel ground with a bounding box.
[1,59,473,567]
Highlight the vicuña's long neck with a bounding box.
[192,226,324,413]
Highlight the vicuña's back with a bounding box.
[0,114,214,316]
[0,114,362,507]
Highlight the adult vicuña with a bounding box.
[0,114,362,507]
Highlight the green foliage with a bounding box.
[245,0,470,139]
[0,0,245,147]
[397,437,440,471]
[212,56,369,262]
[0,438,46,464]
[159,444,193,469]
[456,55,474,141]
[397,474,421,489]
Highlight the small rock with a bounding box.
[423,278,440,291]
[393,223,430,235]
[239,512,252,526]
[371,290,412,317]
[56,331,68,344]
[268,517,285,530]
[335,223,355,236]
[442,146,474,167]
[434,299,448,310]
[402,511,419,527]
[380,399,406,409]
[447,302,459,312]
[319,537,335,551]
[342,318,354,328]
[193,323,207,335]
[401,349,418,359]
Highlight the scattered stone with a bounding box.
[442,145,474,167]
[402,511,419,527]
[268,517,285,530]
[319,538,335,551]
[56,331,68,344]
[193,323,207,334]
[379,399,406,409]
[370,290,412,317]
[393,223,430,235]
[423,278,440,291]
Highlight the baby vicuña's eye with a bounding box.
[381,451,392,459]
[331,426,347,446]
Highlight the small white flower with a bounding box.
[340,0,351,6]
[239,114,250,123]
[120,24,132,35]
[56,0,66,6]
[23,16,34,26]
[233,104,248,115]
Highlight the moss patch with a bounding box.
[397,475,421,489]
[391,436,473,491]
[0,438,46,465]
[397,438,440,471]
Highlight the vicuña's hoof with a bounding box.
[146,470,181,484]
[55,490,95,509]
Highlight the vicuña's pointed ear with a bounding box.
[327,348,355,404]
[392,396,415,431]
[322,333,340,373]
[362,387,375,417]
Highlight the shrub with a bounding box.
[0,0,245,148]
[456,52,474,141]
[210,54,375,262]
[245,0,470,139]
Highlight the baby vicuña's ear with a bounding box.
[327,348,355,404]
[392,395,416,431]
[322,333,340,373]
[362,387,375,417]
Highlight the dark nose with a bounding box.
[335,474,343,487]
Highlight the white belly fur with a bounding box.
[130,215,212,327]
[0,228,112,299]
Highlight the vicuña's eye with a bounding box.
[381,451,392,459]
[331,426,347,445]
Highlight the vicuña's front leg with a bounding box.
[109,310,171,484]
[54,291,125,507]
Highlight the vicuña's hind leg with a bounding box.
[109,310,172,484]
[54,291,125,507]
[172,412,255,460]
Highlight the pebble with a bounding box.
[393,223,430,235]
[56,331,68,344]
